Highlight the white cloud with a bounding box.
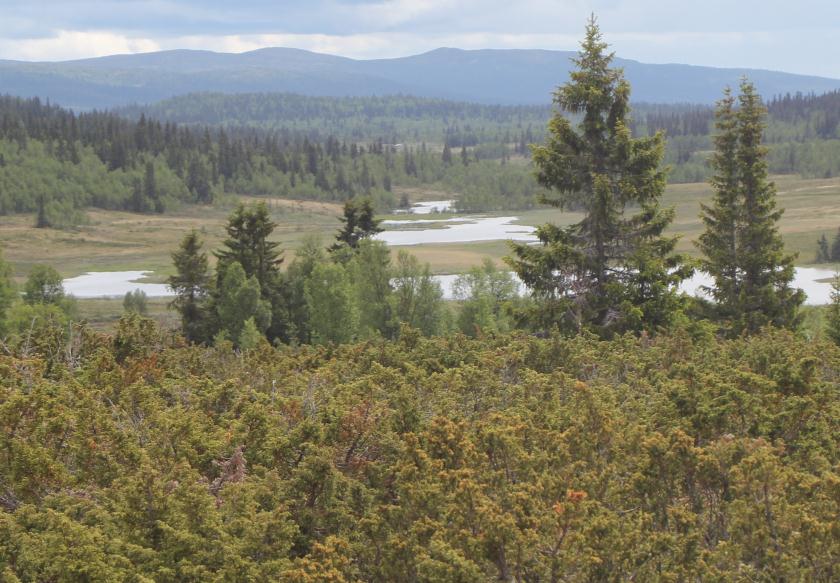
[0,30,159,61]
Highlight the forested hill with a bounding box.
[119,91,840,181]
[0,94,545,226]
[3,46,840,109]
[119,93,553,144]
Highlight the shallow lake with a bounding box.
[377,216,538,245]
[405,200,454,214]
[433,268,838,305]
[63,271,174,298]
[63,268,836,304]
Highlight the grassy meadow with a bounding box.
[1,174,839,327]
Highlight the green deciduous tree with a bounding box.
[453,259,518,337]
[23,265,64,305]
[507,17,688,336]
[284,235,327,345]
[349,240,396,339]
[122,289,148,315]
[216,262,271,346]
[392,251,447,336]
[304,261,357,344]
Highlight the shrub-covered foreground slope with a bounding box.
[0,320,838,581]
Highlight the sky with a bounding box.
[0,1,838,78]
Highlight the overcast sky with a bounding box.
[1,1,838,78]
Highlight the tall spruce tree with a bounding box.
[215,202,291,343]
[699,80,803,334]
[507,17,688,336]
[698,88,741,318]
[169,230,211,343]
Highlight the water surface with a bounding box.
[432,268,837,305]
[377,216,538,246]
[63,271,174,298]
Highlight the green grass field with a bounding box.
[1,175,839,326]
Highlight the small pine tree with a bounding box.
[238,317,263,350]
[817,234,830,263]
[35,194,49,228]
[832,228,840,261]
[442,143,453,165]
[331,198,383,252]
[169,231,211,343]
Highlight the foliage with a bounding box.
[0,251,14,335]
[22,265,64,306]
[169,231,212,343]
[331,198,383,252]
[827,274,840,345]
[215,262,271,347]
[348,240,395,339]
[304,261,358,345]
[122,289,148,316]
[0,319,837,580]
[391,251,448,337]
[508,18,689,337]
[698,81,804,335]
[453,259,518,337]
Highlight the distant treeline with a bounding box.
[123,91,840,183]
[632,91,840,181]
[119,93,552,147]
[0,95,544,226]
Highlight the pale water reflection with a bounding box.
[63,271,173,298]
[409,200,454,214]
[432,268,837,306]
[376,216,538,245]
[61,267,837,305]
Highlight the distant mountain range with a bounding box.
[2,47,840,109]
